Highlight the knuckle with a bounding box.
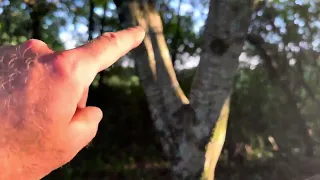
[52,52,78,79]
[24,39,46,48]
[100,33,120,46]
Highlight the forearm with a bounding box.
[0,151,17,180]
[0,164,45,180]
[0,150,45,180]
[0,151,23,180]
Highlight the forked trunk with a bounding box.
[114,0,253,179]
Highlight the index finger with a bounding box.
[56,26,145,83]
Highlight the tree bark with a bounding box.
[190,0,253,126]
[306,174,320,180]
[114,0,253,179]
[190,1,254,178]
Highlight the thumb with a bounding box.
[67,106,103,151]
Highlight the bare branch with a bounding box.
[247,34,314,156]
[114,0,188,115]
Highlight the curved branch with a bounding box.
[114,0,188,114]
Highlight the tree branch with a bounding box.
[295,52,320,110]
[114,0,188,114]
[247,34,314,156]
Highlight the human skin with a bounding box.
[0,26,145,180]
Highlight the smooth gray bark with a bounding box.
[114,0,254,179]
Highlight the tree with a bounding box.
[113,0,254,179]
[24,0,57,39]
[246,0,320,157]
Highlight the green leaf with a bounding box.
[93,0,108,6]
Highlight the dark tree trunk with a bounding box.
[88,0,95,41]
[170,0,182,65]
[29,5,42,39]
[247,34,314,157]
[25,1,56,40]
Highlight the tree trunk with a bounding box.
[306,174,320,180]
[88,0,95,41]
[170,0,182,65]
[25,1,56,40]
[114,0,253,179]
[247,34,314,156]
[29,6,42,39]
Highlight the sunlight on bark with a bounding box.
[129,2,157,80]
[130,1,189,105]
[202,96,231,180]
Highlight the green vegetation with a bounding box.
[1,0,319,179]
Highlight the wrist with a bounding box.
[0,150,24,180]
[0,150,46,180]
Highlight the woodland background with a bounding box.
[0,0,320,179]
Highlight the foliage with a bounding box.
[0,0,319,179]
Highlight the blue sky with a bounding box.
[0,0,318,69]
[56,0,209,69]
[59,0,208,50]
[56,0,319,70]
